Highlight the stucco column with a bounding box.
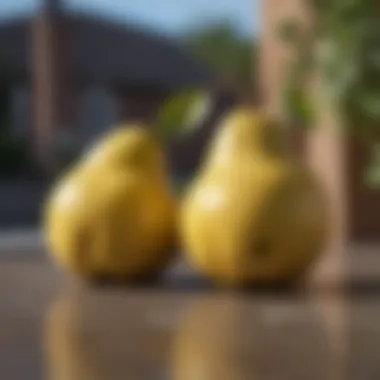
[31,5,73,173]
[260,0,347,288]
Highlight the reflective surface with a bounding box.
[0,249,379,380]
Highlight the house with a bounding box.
[0,2,214,171]
[0,1,240,226]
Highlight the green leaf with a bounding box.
[283,81,316,127]
[182,94,213,133]
[156,89,209,140]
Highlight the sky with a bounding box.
[0,0,259,37]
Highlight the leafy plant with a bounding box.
[280,0,380,184]
[183,21,256,84]
[281,0,379,133]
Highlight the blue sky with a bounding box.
[0,0,259,36]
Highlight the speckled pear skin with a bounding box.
[181,108,329,287]
[44,125,178,281]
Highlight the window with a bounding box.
[80,86,118,142]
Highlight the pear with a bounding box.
[181,108,329,287]
[44,125,177,281]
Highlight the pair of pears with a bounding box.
[44,108,329,286]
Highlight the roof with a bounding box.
[0,11,214,89]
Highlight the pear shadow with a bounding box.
[81,272,380,300]
[77,253,322,297]
[159,276,311,302]
[161,274,218,292]
[82,271,310,299]
[86,273,161,289]
[85,272,217,293]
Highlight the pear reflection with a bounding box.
[172,294,338,380]
[44,287,175,380]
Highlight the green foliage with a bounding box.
[280,0,380,186]
[155,21,255,140]
[182,21,255,84]
[280,0,380,138]
[283,81,315,128]
[156,89,211,140]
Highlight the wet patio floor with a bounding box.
[0,235,379,380]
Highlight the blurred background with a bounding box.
[0,1,379,379]
[0,0,379,250]
[0,0,258,228]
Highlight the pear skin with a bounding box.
[181,108,329,287]
[44,125,178,281]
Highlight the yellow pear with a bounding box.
[44,125,177,281]
[181,108,329,287]
[171,295,334,380]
